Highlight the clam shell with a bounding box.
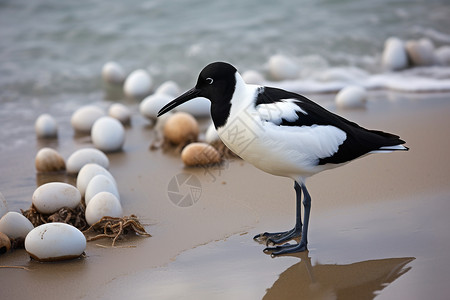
[181,142,221,166]
[35,147,66,173]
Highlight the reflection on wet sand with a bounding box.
[264,252,414,300]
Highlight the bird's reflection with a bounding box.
[263,251,414,300]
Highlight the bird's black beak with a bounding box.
[157,88,201,117]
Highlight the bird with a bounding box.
[158,62,408,256]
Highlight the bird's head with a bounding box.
[157,62,238,117]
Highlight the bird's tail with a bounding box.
[366,129,409,153]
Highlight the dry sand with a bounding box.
[1,91,450,299]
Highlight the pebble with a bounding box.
[0,192,8,218]
[435,46,450,66]
[71,105,106,133]
[140,93,172,121]
[242,70,265,85]
[382,37,409,71]
[0,212,34,240]
[124,69,152,100]
[77,163,117,197]
[85,192,123,226]
[108,103,131,124]
[163,112,199,145]
[155,80,181,97]
[181,142,221,166]
[25,223,86,262]
[335,86,367,109]
[35,147,66,173]
[0,232,11,254]
[66,148,109,174]
[102,61,126,85]
[85,174,120,206]
[405,38,436,66]
[91,116,125,152]
[32,182,81,214]
[35,114,58,138]
[267,54,299,80]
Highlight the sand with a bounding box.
[1,91,450,299]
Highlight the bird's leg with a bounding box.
[266,182,311,256]
[254,182,303,245]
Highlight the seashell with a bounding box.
[124,69,153,100]
[32,182,81,214]
[35,114,58,138]
[25,223,86,262]
[71,105,106,133]
[405,38,436,66]
[181,142,221,166]
[140,93,172,121]
[85,192,123,226]
[85,174,120,206]
[108,103,131,124]
[0,212,34,239]
[66,148,109,174]
[35,147,66,173]
[102,61,126,85]
[91,116,125,152]
[335,86,367,109]
[163,112,199,145]
[155,80,181,97]
[77,163,116,197]
[267,54,299,81]
[382,37,408,71]
[0,232,11,254]
[242,70,265,85]
[0,192,8,218]
[205,123,220,144]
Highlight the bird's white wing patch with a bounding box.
[255,99,307,125]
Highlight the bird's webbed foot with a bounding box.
[263,241,307,257]
[253,226,302,246]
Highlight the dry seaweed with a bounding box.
[21,204,88,231]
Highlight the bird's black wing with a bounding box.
[255,87,407,165]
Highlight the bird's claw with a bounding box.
[264,242,307,257]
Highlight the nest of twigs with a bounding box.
[22,204,89,230]
[21,205,151,247]
[83,215,151,246]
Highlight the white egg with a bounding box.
[0,212,34,239]
[139,93,172,121]
[85,174,120,206]
[124,69,153,100]
[85,192,123,226]
[71,105,106,133]
[66,148,109,174]
[335,86,367,109]
[155,80,180,97]
[382,37,409,71]
[32,182,81,214]
[176,97,210,117]
[77,163,116,197]
[25,223,86,262]
[91,116,125,152]
[405,38,436,66]
[205,122,220,144]
[267,54,300,81]
[35,147,66,173]
[108,103,131,124]
[35,114,58,138]
[242,70,265,85]
[0,192,8,218]
[102,61,126,85]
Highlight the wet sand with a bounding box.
[1,91,450,299]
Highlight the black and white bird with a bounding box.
[158,62,408,256]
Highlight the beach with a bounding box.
[1,91,450,299]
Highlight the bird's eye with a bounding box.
[206,77,214,85]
